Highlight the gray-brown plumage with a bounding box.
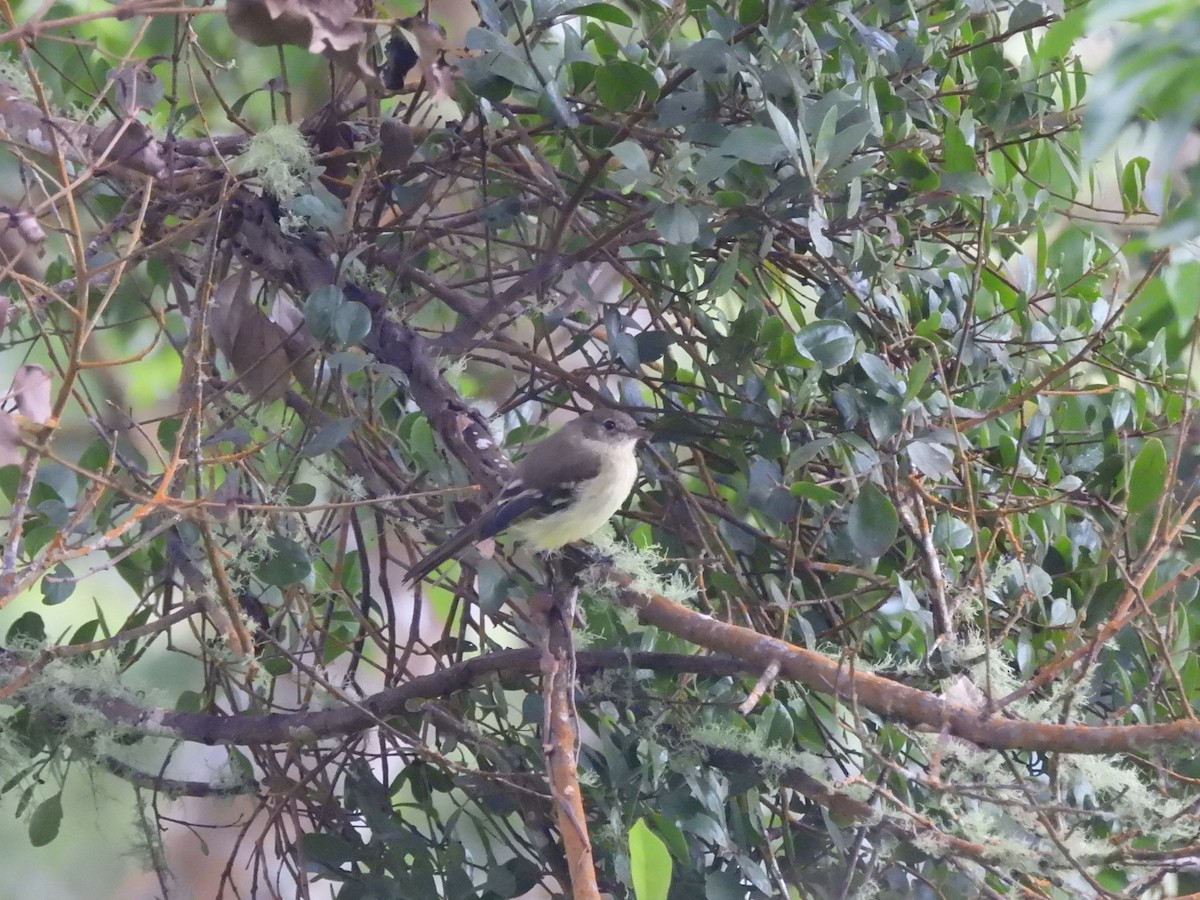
[404,410,647,583]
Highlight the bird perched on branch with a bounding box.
[404,409,649,583]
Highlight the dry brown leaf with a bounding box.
[10,365,51,424]
[211,270,314,401]
[424,56,457,103]
[270,294,316,393]
[942,674,986,710]
[0,207,46,285]
[0,80,163,179]
[0,413,18,467]
[390,18,456,101]
[378,119,415,173]
[90,117,166,177]
[226,0,373,80]
[0,364,53,466]
[110,61,165,115]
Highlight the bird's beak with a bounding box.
[631,426,651,442]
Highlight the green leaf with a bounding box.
[594,60,658,110]
[1127,437,1167,514]
[653,202,700,246]
[903,356,934,403]
[791,481,838,504]
[333,300,372,345]
[157,417,182,453]
[717,125,788,164]
[976,66,1002,101]
[541,80,580,127]
[629,817,672,900]
[859,353,901,395]
[646,812,691,864]
[1120,156,1150,213]
[706,868,746,900]
[847,483,898,558]
[176,690,205,712]
[260,535,312,587]
[570,2,633,25]
[635,330,676,362]
[6,611,46,644]
[887,148,940,191]
[794,320,856,368]
[679,37,732,81]
[738,0,764,24]
[290,191,344,229]
[655,90,705,127]
[304,285,343,340]
[568,59,596,94]
[907,440,955,480]
[300,832,363,871]
[29,795,62,847]
[40,563,75,605]
[286,483,317,506]
[942,122,976,174]
[70,619,99,646]
[0,464,18,502]
[302,417,356,457]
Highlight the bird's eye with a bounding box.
[603,419,617,431]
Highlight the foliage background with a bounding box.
[2,0,1200,897]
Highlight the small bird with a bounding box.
[404,409,649,583]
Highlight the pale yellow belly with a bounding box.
[512,452,638,550]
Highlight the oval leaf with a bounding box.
[1128,437,1167,514]
[286,482,318,506]
[29,795,62,847]
[795,320,856,369]
[40,563,75,605]
[333,300,372,346]
[629,817,672,900]
[304,285,343,341]
[571,2,633,25]
[847,483,898,558]
[7,611,46,644]
[261,535,312,587]
[653,202,700,246]
[594,60,659,111]
[302,417,356,458]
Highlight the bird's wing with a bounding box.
[481,480,576,535]
[478,435,604,535]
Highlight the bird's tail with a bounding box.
[403,524,482,584]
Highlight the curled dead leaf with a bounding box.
[0,364,53,466]
[0,206,47,285]
[110,60,165,115]
[380,32,419,90]
[424,55,457,103]
[1,207,45,246]
[211,270,315,402]
[389,17,456,101]
[378,119,415,173]
[90,118,165,176]
[0,412,17,467]
[226,0,373,80]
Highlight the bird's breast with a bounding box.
[514,447,638,550]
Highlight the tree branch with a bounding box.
[609,570,1200,755]
[10,649,749,746]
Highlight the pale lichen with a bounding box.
[239,124,315,200]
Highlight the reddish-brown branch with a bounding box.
[540,588,600,900]
[610,571,1200,754]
